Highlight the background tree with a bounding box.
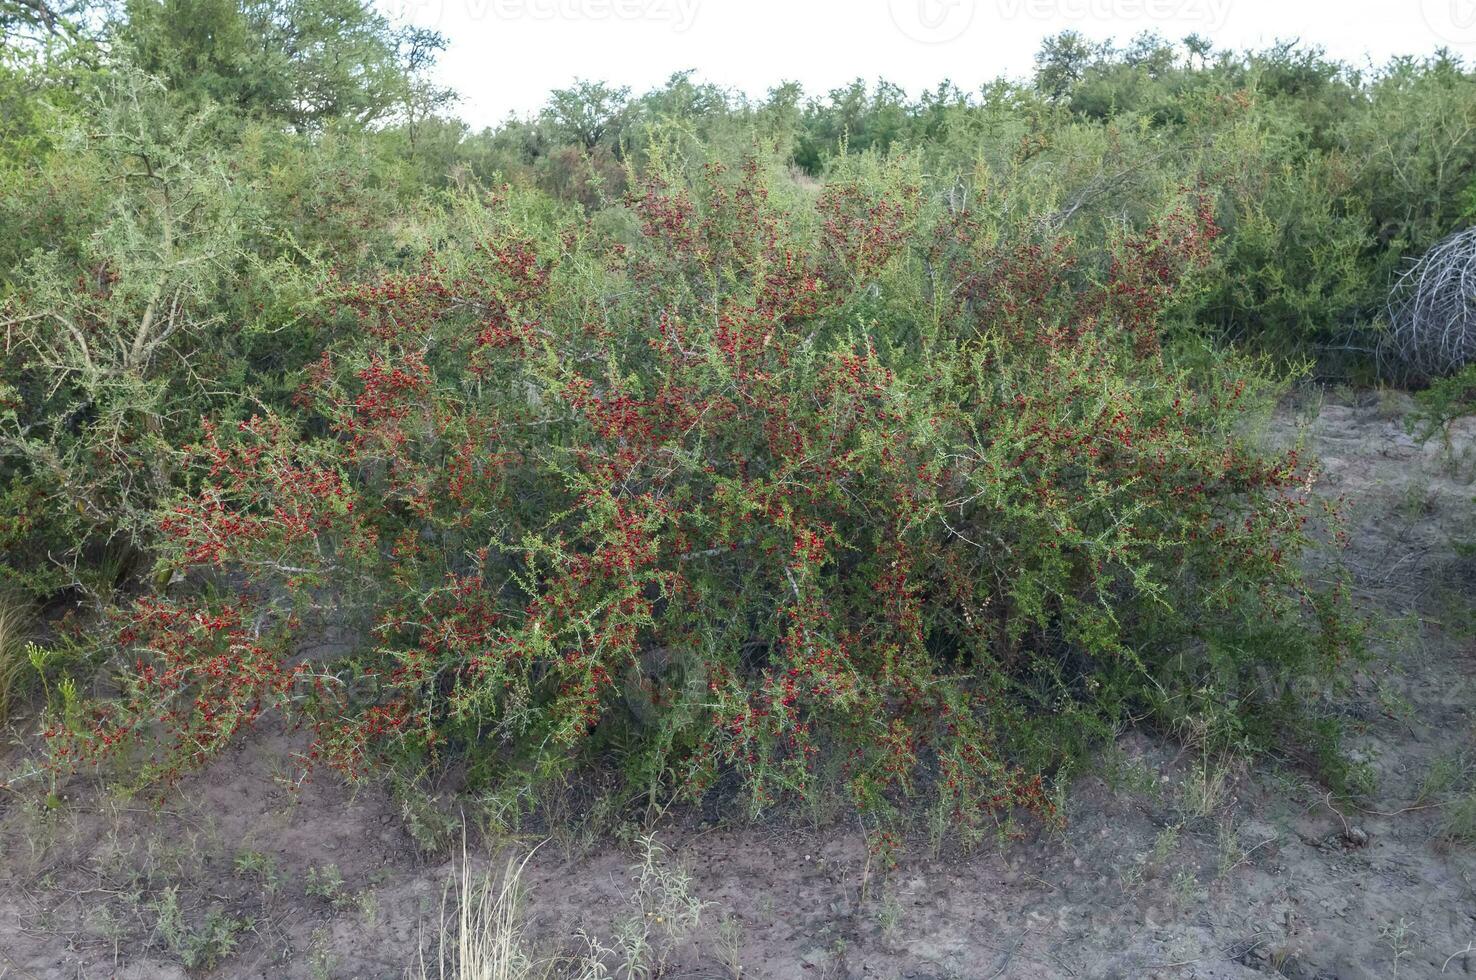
[542,78,631,151]
[121,0,446,129]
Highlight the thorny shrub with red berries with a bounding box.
[48,158,1355,842]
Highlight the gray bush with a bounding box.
[1385,227,1476,381]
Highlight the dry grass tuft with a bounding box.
[0,593,34,726]
[412,840,607,980]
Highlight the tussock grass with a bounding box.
[413,835,709,980]
[413,841,593,980]
[0,593,34,726]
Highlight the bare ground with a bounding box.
[1,390,1474,980]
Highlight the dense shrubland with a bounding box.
[1,1,1467,837]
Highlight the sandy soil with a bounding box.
[1,390,1473,980]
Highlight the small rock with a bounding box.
[800,949,831,970]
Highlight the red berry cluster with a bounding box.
[53,164,1349,846]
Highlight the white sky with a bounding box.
[377,0,1476,129]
